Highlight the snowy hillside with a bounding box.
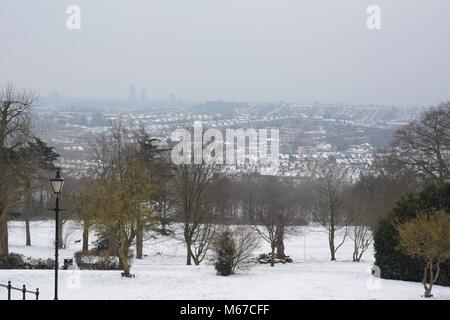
[1,221,449,300]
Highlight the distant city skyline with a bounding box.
[41,86,431,108]
[1,0,449,108]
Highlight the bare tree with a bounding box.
[253,176,297,266]
[173,163,219,265]
[239,173,259,223]
[391,101,450,183]
[210,176,238,224]
[344,156,419,262]
[173,164,217,265]
[229,227,260,271]
[360,154,419,225]
[0,84,38,258]
[346,189,373,262]
[67,177,95,251]
[309,161,350,261]
[344,180,375,262]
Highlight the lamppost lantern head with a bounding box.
[50,168,65,195]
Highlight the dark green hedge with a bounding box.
[374,183,450,286]
[0,253,55,270]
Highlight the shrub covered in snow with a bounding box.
[75,251,121,270]
[23,257,56,269]
[255,253,293,264]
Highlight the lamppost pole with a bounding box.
[50,168,65,301]
[54,193,60,301]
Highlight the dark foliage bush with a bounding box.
[212,227,259,276]
[0,253,55,269]
[0,253,23,269]
[374,183,450,286]
[214,229,236,276]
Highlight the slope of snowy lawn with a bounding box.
[1,221,450,300]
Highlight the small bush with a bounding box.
[212,227,259,276]
[0,253,24,269]
[256,253,293,264]
[0,254,55,270]
[214,229,236,276]
[23,257,55,269]
[75,251,121,270]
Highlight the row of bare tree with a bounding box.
[169,157,418,265]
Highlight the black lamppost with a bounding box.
[50,168,65,301]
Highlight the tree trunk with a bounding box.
[423,262,434,298]
[136,220,144,259]
[118,226,132,277]
[24,188,32,246]
[193,255,200,266]
[329,227,336,261]
[352,237,359,262]
[25,215,31,246]
[0,216,8,258]
[275,226,286,259]
[161,218,167,235]
[118,247,131,277]
[186,249,191,265]
[186,243,193,265]
[329,199,337,261]
[184,224,192,265]
[82,222,89,251]
[357,251,364,262]
[428,261,434,297]
[270,244,275,267]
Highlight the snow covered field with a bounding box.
[1,221,450,300]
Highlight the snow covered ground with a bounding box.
[1,221,450,300]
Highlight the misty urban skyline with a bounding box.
[1,0,449,107]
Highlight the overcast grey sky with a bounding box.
[0,0,449,106]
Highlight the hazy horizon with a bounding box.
[1,0,449,107]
